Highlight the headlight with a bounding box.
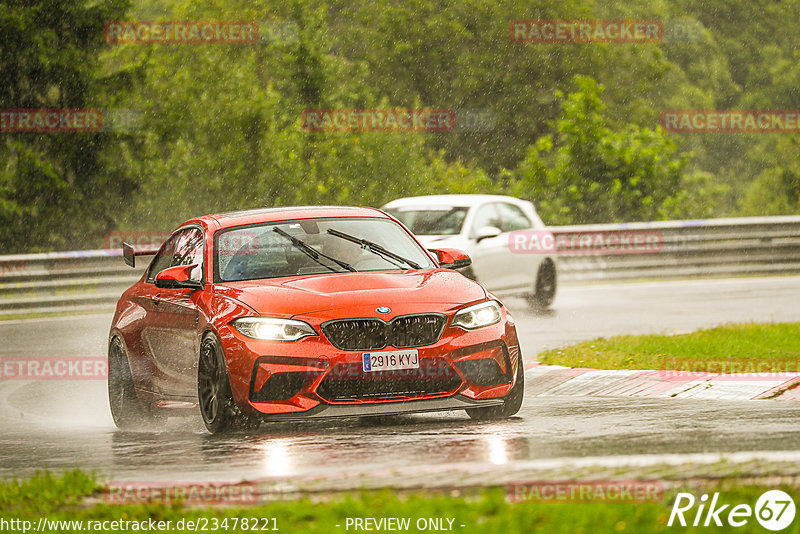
[231,317,317,341]
[451,300,502,330]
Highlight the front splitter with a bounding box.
[258,395,504,421]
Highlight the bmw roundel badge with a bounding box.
[376,306,391,314]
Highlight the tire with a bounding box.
[108,337,165,430]
[527,259,556,310]
[465,357,525,421]
[458,264,478,282]
[197,333,261,434]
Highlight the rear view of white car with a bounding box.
[382,194,557,309]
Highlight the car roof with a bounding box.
[382,194,530,209]
[185,206,389,230]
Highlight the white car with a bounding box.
[382,194,557,309]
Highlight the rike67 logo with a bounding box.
[668,490,796,530]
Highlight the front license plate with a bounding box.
[362,349,420,372]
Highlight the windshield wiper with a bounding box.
[273,228,356,273]
[326,228,422,269]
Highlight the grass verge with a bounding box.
[1,471,798,533]
[538,322,800,373]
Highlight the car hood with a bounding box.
[214,269,486,317]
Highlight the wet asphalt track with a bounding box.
[1,275,799,483]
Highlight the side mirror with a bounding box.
[154,264,203,290]
[122,241,161,268]
[474,226,502,243]
[428,248,472,270]
[123,242,135,268]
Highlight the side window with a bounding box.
[146,233,179,282]
[496,203,532,232]
[171,227,204,281]
[146,227,204,283]
[470,204,502,237]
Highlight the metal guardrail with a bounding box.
[552,215,800,282]
[1,216,799,316]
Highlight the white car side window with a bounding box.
[497,203,532,232]
[470,204,502,237]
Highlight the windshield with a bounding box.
[214,217,436,282]
[386,207,468,236]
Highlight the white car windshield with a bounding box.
[386,207,468,236]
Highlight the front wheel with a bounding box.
[466,357,525,421]
[197,334,261,434]
[527,259,556,310]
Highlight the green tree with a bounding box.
[108,0,493,233]
[512,75,688,224]
[0,0,131,252]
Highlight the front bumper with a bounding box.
[218,314,521,418]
